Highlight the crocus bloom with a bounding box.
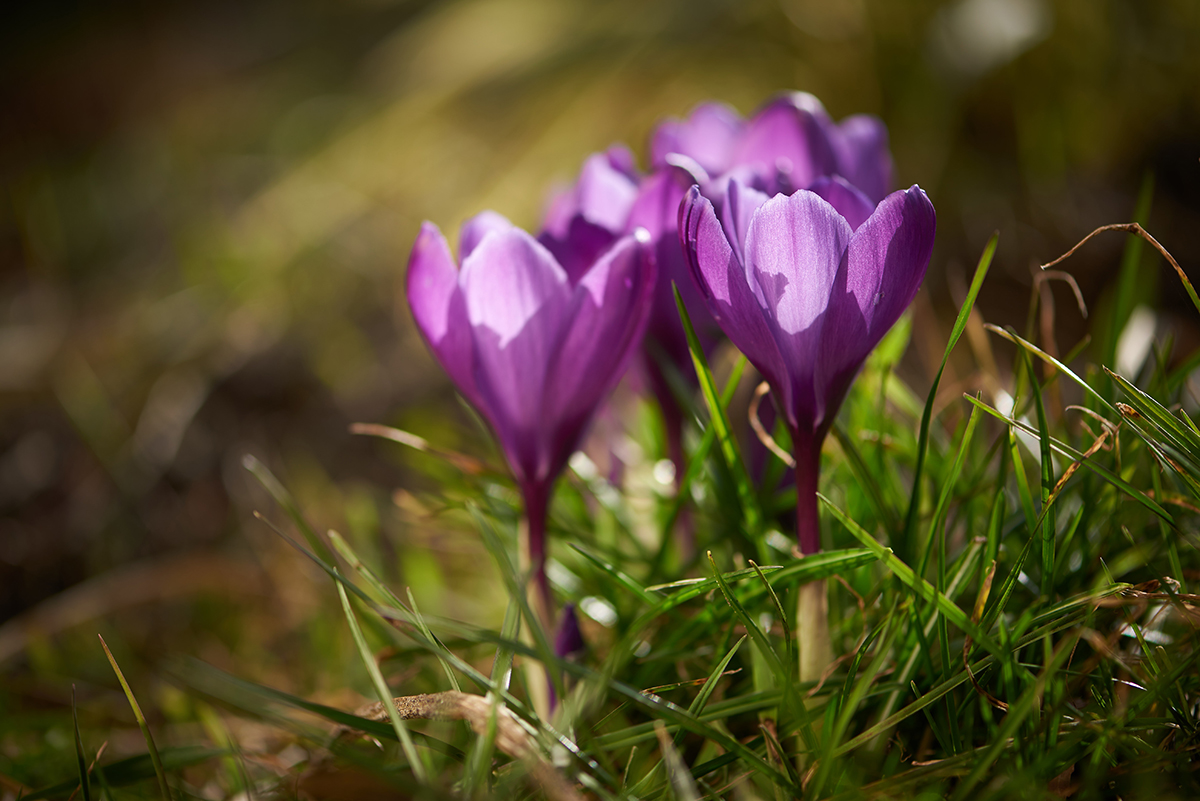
[407,211,656,621]
[680,178,936,555]
[652,92,893,205]
[539,150,721,527]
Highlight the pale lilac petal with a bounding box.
[537,150,639,282]
[680,186,794,419]
[628,165,720,391]
[542,234,656,479]
[652,102,743,175]
[808,176,876,232]
[626,163,702,241]
[743,190,853,428]
[732,93,839,191]
[816,185,935,425]
[572,151,639,233]
[603,144,639,180]
[834,115,893,204]
[459,228,571,480]
[542,186,575,239]
[460,210,515,259]
[407,222,480,406]
[719,178,771,260]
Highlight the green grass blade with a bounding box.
[901,232,998,559]
[1027,354,1056,592]
[704,553,786,690]
[70,686,91,801]
[831,422,900,534]
[243,454,334,564]
[327,529,463,693]
[819,494,1002,659]
[963,394,1173,524]
[687,636,747,718]
[570,544,659,606]
[986,325,1116,415]
[98,635,172,801]
[750,560,793,674]
[674,283,761,538]
[915,400,981,581]
[336,574,427,782]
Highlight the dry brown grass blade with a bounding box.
[963,561,1007,712]
[1042,222,1200,318]
[349,422,496,476]
[748,381,795,468]
[348,691,584,801]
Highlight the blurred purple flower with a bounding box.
[538,150,721,536]
[539,146,640,279]
[407,211,655,617]
[680,178,935,554]
[652,93,894,204]
[554,603,586,659]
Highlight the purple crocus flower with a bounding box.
[538,149,721,542]
[407,211,656,624]
[653,93,894,204]
[680,177,934,680]
[681,178,935,553]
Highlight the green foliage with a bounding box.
[11,234,1200,800]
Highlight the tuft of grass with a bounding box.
[18,231,1200,801]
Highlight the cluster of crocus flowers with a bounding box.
[405,90,934,684]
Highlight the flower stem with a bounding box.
[793,426,832,683]
[523,482,555,636]
[793,427,823,556]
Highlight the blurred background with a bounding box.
[1,0,1198,786]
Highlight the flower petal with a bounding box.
[652,102,743,176]
[808,175,876,232]
[833,114,893,204]
[719,177,771,259]
[459,228,571,480]
[406,222,479,404]
[680,186,794,419]
[743,190,853,428]
[542,234,656,479]
[846,185,935,337]
[627,165,720,393]
[460,210,515,260]
[732,93,839,191]
[817,185,935,424]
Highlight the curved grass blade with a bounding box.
[98,635,171,801]
[902,233,998,559]
[336,574,427,782]
[674,283,761,538]
[963,394,1173,524]
[243,454,334,565]
[687,636,747,718]
[1027,354,1056,590]
[570,544,658,606]
[661,356,746,547]
[916,400,981,581]
[819,494,1002,659]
